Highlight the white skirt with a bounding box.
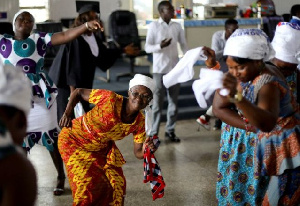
[23,96,60,151]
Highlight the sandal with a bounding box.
[53,176,65,196]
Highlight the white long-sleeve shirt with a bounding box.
[145,18,188,74]
[211,30,228,72]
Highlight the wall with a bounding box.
[1,0,299,25]
[0,0,19,22]
[272,0,296,15]
[49,0,129,31]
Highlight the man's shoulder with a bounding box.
[213,30,225,36]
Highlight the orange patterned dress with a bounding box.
[58,89,146,206]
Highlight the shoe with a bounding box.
[165,132,181,142]
[53,176,65,196]
[213,119,222,131]
[196,115,210,130]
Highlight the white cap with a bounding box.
[129,74,156,136]
[129,74,155,95]
[0,62,32,115]
[224,28,274,61]
[272,22,300,64]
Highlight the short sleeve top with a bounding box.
[0,32,57,108]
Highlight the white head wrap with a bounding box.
[129,74,156,136]
[271,22,300,64]
[0,61,32,116]
[224,28,274,61]
[12,10,36,32]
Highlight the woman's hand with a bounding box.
[59,113,72,128]
[223,72,238,98]
[86,20,104,32]
[124,43,140,56]
[143,137,158,153]
[202,46,217,68]
[222,73,242,99]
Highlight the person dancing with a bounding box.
[0,10,102,195]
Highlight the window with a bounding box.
[19,0,49,23]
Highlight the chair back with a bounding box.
[0,22,14,36]
[108,10,141,49]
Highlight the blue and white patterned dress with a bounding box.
[0,32,60,151]
[216,73,300,205]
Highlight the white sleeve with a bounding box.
[178,26,188,54]
[211,32,224,61]
[144,23,162,53]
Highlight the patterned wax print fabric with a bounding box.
[0,121,16,160]
[0,32,60,152]
[286,71,299,107]
[216,123,269,205]
[0,33,57,108]
[217,73,300,205]
[58,89,146,206]
[248,75,300,205]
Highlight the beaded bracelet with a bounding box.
[238,111,255,132]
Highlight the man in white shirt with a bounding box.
[145,1,187,142]
[196,18,238,130]
[211,18,239,72]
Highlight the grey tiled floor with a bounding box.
[29,119,221,206]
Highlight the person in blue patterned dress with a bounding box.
[212,29,300,205]
[0,10,103,196]
[0,62,37,205]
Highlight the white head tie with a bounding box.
[272,22,300,64]
[224,28,274,61]
[0,62,32,115]
[12,10,36,32]
[129,74,156,136]
[129,74,155,95]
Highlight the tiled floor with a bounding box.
[29,119,221,206]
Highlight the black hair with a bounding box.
[290,4,300,17]
[225,18,238,28]
[72,12,91,27]
[0,105,19,118]
[223,56,254,64]
[158,1,171,13]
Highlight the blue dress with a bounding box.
[216,73,300,205]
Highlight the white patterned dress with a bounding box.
[0,32,60,151]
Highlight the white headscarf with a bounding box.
[224,28,274,61]
[271,22,300,65]
[12,10,36,32]
[0,62,32,116]
[129,74,156,136]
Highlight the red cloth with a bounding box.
[143,135,165,200]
